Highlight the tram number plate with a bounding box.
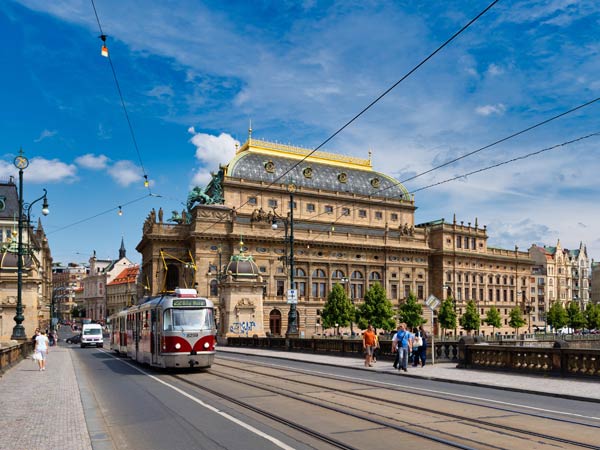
[186,333,199,338]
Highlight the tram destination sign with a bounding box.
[172,299,206,307]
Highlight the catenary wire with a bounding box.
[195,0,500,235]
[90,0,151,194]
[299,130,600,246]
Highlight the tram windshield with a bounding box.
[163,308,214,331]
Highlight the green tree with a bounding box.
[546,301,568,331]
[584,303,600,330]
[397,292,425,329]
[356,282,395,331]
[71,305,84,318]
[437,296,457,337]
[484,306,502,336]
[459,300,480,334]
[566,301,586,330]
[508,307,526,334]
[321,283,354,336]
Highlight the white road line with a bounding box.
[100,350,296,450]
[219,355,600,421]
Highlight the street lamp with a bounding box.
[271,183,299,337]
[11,150,50,340]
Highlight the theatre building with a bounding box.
[137,136,532,337]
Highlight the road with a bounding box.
[65,337,600,450]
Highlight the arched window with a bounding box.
[369,272,381,281]
[312,269,326,278]
[295,268,306,277]
[488,275,493,284]
[503,276,508,285]
[294,267,307,297]
[209,279,218,296]
[351,271,364,299]
[332,269,345,279]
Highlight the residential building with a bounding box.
[52,262,88,322]
[591,260,600,304]
[106,265,140,316]
[569,242,590,308]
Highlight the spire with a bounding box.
[119,237,126,259]
[248,119,252,143]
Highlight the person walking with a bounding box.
[372,332,380,363]
[418,325,428,367]
[412,327,423,367]
[362,324,377,367]
[392,325,401,369]
[34,329,50,371]
[392,323,413,372]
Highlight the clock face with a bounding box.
[14,156,29,169]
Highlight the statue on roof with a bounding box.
[186,169,225,213]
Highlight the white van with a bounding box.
[81,323,104,348]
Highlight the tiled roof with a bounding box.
[108,266,139,286]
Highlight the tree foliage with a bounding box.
[397,292,425,329]
[484,306,502,335]
[508,307,526,334]
[437,296,457,336]
[356,282,395,331]
[321,283,354,334]
[546,302,568,330]
[459,300,480,333]
[566,301,586,330]
[584,302,600,330]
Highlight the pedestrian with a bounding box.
[34,329,50,371]
[392,325,401,369]
[412,327,423,367]
[418,325,428,367]
[372,332,380,363]
[392,323,413,372]
[362,324,377,367]
[31,328,40,344]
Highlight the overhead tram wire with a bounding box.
[408,131,600,195]
[299,129,600,247]
[47,193,156,235]
[195,0,500,235]
[90,0,151,194]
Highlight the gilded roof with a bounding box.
[226,139,409,199]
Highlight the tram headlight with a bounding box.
[175,343,181,350]
[203,342,210,349]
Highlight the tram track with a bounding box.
[206,357,600,450]
[172,371,482,450]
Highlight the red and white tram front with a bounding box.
[159,292,216,368]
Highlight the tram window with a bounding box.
[163,308,214,331]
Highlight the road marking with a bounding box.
[100,350,296,450]
[219,354,600,421]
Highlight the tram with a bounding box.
[109,288,217,369]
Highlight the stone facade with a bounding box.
[106,265,139,317]
[0,179,52,341]
[52,263,87,322]
[136,137,586,337]
[591,260,600,304]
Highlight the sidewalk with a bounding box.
[218,346,600,402]
[0,346,92,450]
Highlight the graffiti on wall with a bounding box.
[229,321,256,334]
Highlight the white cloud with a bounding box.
[34,129,57,142]
[147,85,174,98]
[28,157,77,183]
[487,64,504,76]
[189,130,239,186]
[75,154,109,170]
[475,104,506,116]
[107,160,143,187]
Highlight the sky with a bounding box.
[0,0,599,266]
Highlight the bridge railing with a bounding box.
[0,341,34,374]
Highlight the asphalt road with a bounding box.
[65,337,600,450]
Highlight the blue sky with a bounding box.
[1,0,599,265]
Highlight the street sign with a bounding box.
[425,294,440,311]
[287,289,298,304]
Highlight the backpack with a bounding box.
[413,333,423,347]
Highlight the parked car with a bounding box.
[66,334,82,344]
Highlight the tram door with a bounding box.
[151,308,159,365]
[135,312,141,360]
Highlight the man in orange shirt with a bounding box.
[362,324,377,367]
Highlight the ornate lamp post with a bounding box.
[11,150,49,340]
[271,183,298,337]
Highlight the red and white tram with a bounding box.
[109,288,217,369]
